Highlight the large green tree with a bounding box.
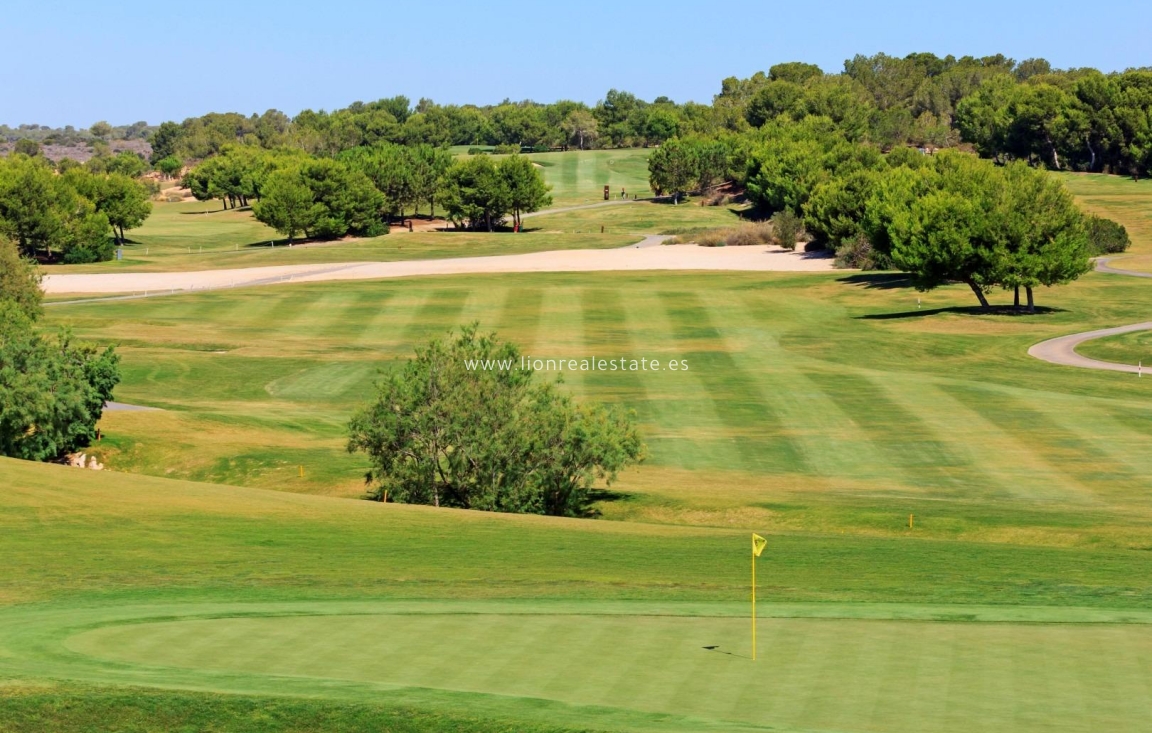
[251,169,318,242]
[347,325,644,516]
[439,156,512,231]
[996,162,1091,311]
[866,152,1090,309]
[498,155,552,229]
[0,155,113,262]
[0,305,120,462]
[66,171,153,244]
[253,159,385,240]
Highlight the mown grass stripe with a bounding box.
[886,377,1087,503]
[657,290,807,475]
[400,288,470,342]
[495,287,544,354]
[618,288,746,472]
[350,289,398,347]
[940,383,1144,493]
[818,372,979,493]
[711,289,883,482]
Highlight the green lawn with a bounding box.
[1058,172,1152,255]
[41,268,1152,550]
[504,148,654,207]
[526,199,747,235]
[1076,327,1152,365]
[11,168,1152,731]
[6,458,1152,732]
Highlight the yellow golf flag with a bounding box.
[752,533,767,557]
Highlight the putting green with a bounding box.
[57,606,1152,732]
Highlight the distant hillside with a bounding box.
[0,139,151,163]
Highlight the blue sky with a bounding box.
[5,0,1151,127]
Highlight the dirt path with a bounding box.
[1027,259,1152,373]
[1028,322,1152,374]
[1096,257,1152,279]
[43,242,834,297]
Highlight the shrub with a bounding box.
[726,223,773,247]
[347,325,644,516]
[696,230,729,247]
[493,144,519,155]
[61,236,116,264]
[835,234,885,269]
[1085,214,1131,255]
[677,222,775,247]
[770,210,805,249]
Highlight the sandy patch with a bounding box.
[43,244,836,295]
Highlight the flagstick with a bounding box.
[751,545,757,661]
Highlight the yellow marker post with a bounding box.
[751,533,767,660]
[299,465,304,479]
[909,513,914,529]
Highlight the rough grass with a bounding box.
[0,685,576,733]
[53,226,640,273]
[664,221,774,247]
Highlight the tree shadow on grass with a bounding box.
[836,272,915,290]
[859,304,1067,320]
[579,488,633,518]
[178,206,252,215]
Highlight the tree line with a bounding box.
[145,92,693,165]
[184,143,553,239]
[93,53,1142,180]
[649,115,1126,311]
[0,153,153,262]
[6,51,1151,178]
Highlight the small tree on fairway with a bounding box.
[68,172,152,244]
[647,138,697,200]
[498,155,552,229]
[1084,214,1131,255]
[347,325,644,516]
[866,154,1004,307]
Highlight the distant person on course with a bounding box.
[621,187,626,199]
